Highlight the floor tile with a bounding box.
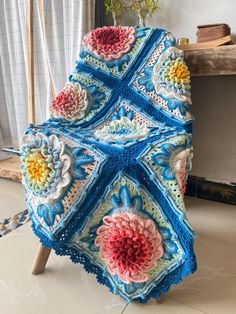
[124,296,204,313]
[0,224,127,314]
[167,197,236,314]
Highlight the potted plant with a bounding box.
[105,0,161,27]
[104,0,123,26]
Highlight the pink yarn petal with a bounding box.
[95,212,163,284]
[49,83,89,121]
[82,26,136,61]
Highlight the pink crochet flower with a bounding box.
[49,83,89,121]
[179,171,187,195]
[95,213,163,283]
[82,26,135,61]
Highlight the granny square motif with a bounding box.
[21,26,197,303]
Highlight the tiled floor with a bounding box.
[0,179,236,314]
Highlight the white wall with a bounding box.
[191,76,236,184]
[116,0,236,184]
[124,0,236,42]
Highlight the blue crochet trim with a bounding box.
[31,216,196,303]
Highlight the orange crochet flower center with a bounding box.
[168,62,190,84]
[25,152,51,185]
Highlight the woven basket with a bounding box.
[196,23,231,43]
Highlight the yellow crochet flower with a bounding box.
[21,133,72,205]
[25,152,51,186]
[153,47,191,104]
[168,60,190,85]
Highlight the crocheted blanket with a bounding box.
[20,26,196,303]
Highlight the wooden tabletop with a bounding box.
[183,45,236,77]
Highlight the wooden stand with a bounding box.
[157,295,164,304]
[31,245,51,275]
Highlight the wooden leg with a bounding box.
[31,244,51,275]
[157,295,164,304]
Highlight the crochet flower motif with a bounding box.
[71,147,95,180]
[153,46,191,104]
[138,66,155,92]
[159,227,178,260]
[172,148,192,194]
[95,212,163,284]
[152,142,192,194]
[37,202,64,227]
[49,82,90,121]
[21,133,96,226]
[82,26,135,61]
[94,185,163,284]
[21,133,71,205]
[111,106,134,121]
[95,107,148,143]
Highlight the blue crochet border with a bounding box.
[31,219,196,303]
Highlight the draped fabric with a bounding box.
[0,0,95,148]
[20,25,196,303]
